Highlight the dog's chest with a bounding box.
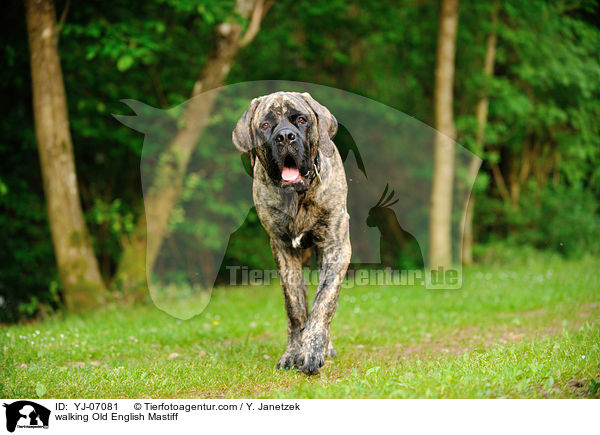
[263,193,327,248]
[284,197,324,244]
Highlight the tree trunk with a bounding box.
[490,159,510,201]
[429,0,459,270]
[461,3,498,265]
[25,0,107,311]
[113,0,268,300]
[460,156,481,265]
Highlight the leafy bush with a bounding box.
[476,184,600,258]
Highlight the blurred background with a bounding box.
[1,0,599,322]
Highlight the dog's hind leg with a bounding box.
[326,339,337,359]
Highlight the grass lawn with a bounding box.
[1,247,599,399]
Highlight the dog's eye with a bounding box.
[261,122,270,130]
[297,116,307,125]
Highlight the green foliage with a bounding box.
[476,184,600,258]
[216,207,275,284]
[455,0,600,260]
[0,2,58,321]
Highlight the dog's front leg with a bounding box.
[271,238,309,370]
[295,238,351,375]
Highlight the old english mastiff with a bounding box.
[233,92,351,375]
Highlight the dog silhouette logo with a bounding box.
[3,401,50,432]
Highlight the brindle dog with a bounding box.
[232,92,351,375]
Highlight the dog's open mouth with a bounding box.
[281,155,302,183]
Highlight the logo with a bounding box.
[3,401,50,433]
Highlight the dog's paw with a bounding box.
[276,351,296,370]
[294,346,325,375]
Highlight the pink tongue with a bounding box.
[282,167,300,181]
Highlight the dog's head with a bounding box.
[232,92,337,193]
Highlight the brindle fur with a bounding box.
[233,92,351,375]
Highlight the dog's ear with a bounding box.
[232,97,262,153]
[299,92,338,157]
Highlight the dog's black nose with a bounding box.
[275,129,296,144]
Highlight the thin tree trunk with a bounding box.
[508,159,520,206]
[25,0,107,311]
[429,0,459,270]
[460,156,481,265]
[461,3,498,265]
[113,0,269,300]
[490,159,510,201]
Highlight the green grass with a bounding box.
[1,247,599,398]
